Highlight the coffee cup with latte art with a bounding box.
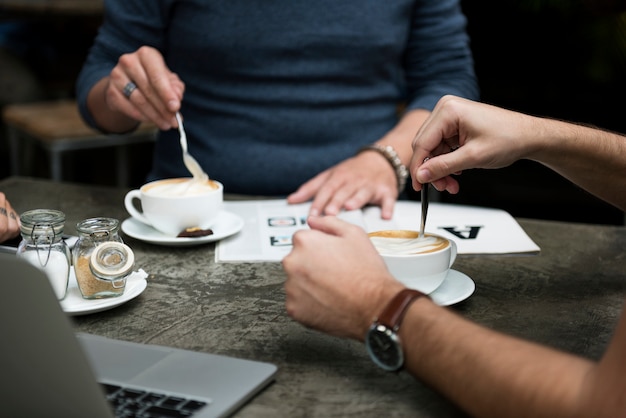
[124,177,223,236]
[368,230,456,294]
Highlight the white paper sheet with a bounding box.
[215,200,540,263]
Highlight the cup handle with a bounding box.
[449,239,458,268]
[124,190,152,227]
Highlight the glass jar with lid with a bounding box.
[17,209,71,300]
[73,217,134,299]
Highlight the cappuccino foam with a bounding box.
[368,231,448,255]
[143,178,218,197]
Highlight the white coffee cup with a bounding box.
[368,230,457,294]
[124,178,223,236]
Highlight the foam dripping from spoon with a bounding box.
[175,112,209,186]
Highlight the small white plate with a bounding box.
[121,211,244,246]
[61,268,148,316]
[429,269,475,306]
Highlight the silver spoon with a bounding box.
[420,182,429,238]
[175,112,208,181]
[419,157,430,238]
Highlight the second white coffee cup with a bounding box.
[368,230,457,294]
[124,178,223,236]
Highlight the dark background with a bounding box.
[1,1,625,224]
[447,0,626,225]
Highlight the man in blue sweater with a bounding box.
[76,0,478,218]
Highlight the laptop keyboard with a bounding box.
[102,383,209,418]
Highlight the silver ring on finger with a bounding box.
[123,81,138,99]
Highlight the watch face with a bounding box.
[365,324,403,372]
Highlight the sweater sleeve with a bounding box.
[403,0,479,112]
[75,0,173,130]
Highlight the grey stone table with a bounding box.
[2,176,625,417]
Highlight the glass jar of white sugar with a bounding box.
[16,209,71,300]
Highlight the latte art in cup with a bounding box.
[367,230,456,294]
[368,231,449,255]
[124,177,223,236]
[143,178,219,197]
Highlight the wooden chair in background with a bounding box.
[2,100,157,187]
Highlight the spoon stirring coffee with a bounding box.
[175,112,208,182]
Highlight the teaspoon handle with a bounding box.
[420,183,429,238]
[175,112,188,153]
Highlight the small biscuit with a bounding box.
[177,226,214,238]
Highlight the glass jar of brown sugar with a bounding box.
[73,217,134,299]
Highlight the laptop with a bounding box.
[0,253,277,418]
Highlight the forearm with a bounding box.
[528,118,626,212]
[401,299,596,418]
[377,108,430,167]
[86,77,140,134]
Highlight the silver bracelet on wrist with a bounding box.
[358,144,409,193]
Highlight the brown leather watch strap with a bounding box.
[377,288,428,331]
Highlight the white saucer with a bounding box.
[121,210,244,246]
[60,268,148,316]
[429,269,475,306]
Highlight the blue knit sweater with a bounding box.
[77,0,478,195]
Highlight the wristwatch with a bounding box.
[365,288,427,371]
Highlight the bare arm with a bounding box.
[283,215,626,418]
[527,120,626,212]
[401,296,626,418]
[410,95,626,212]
